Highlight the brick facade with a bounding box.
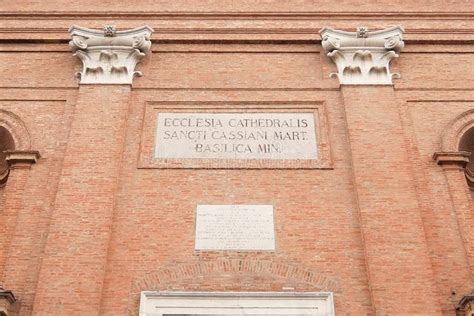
[0,1,473,315]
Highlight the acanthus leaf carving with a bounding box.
[319,26,404,85]
[69,25,154,85]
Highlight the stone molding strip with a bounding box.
[433,151,471,169]
[3,11,474,19]
[4,150,40,169]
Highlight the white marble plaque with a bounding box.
[195,205,275,251]
[154,112,317,160]
[139,292,335,316]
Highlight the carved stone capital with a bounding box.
[69,25,154,85]
[319,26,404,85]
[433,151,471,169]
[458,295,474,316]
[0,287,17,316]
[4,150,40,169]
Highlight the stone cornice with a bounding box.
[2,11,474,19]
[4,150,40,169]
[433,151,471,169]
[69,25,153,84]
[319,26,404,85]
[3,26,474,43]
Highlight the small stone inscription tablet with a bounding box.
[154,112,317,160]
[195,205,275,251]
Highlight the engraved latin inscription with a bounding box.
[154,112,317,160]
[195,205,275,251]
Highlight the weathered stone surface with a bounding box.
[69,25,153,84]
[154,112,317,160]
[195,205,275,251]
[319,26,404,85]
[139,291,335,316]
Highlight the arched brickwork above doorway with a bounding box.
[436,109,474,189]
[459,127,474,188]
[0,109,31,151]
[440,109,474,153]
[129,259,340,315]
[0,127,15,185]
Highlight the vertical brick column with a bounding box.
[434,152,474,273]
[33,85,131,315]
[0,151,40,284]
[32,25,153,315]
[341,86,441,313]
[320,26,442,313]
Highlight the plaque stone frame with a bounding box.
[138,101,333,169]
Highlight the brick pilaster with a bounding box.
[32,86,131,315]
[341,86,442,313]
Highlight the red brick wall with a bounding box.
[0,3,473,315]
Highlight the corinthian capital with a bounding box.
[319,26,404,85]
[69,25,154,84]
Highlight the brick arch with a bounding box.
[440,109,474,152]
[0,109,31,150]
[128,259,339,314]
